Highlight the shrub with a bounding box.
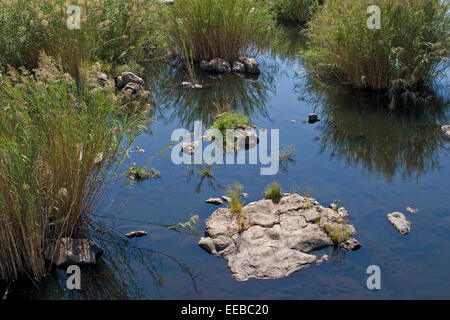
[0,55,143,281]
[264,182,282,202]
[271,0,322,23]
[211,111,252,137]
[162,0,271,62]
[305,0,450,107]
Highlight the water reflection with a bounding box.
[303,83,449,181]
[144,62,275,129]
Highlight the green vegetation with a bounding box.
[271,0,322,23]
[211,111,252,138]
[0,55,143,281]
[305,0,450,107]
[325,223,351,245]
[162,0,271,62]
[0,0,161,75]
[264,182,282,202]
[227,184,245,232]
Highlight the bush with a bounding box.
[162,0,271,62]
[305,0,450,107]
[0,0,160,75]
[271,0,322,23]
[0,55,143,281]
[264,182,282,202]
[211,111,252,137]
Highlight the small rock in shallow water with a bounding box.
[442,125,450,138]
[180,81,203,89]
[222,196,232,203]
[200,58,231,73]
[329,203,338,211]
[387,212,411,235]
[290,120,296,124]
[44,238,103,266]
[232,61,246,73]
[238,56,261,75]
[308,113,320,124]
[125,231,148,238]
[339,238,362,251]
[181,140,201,155]
[406,207,419,214]
[242,193,248,198]
[316,254,329,265]
[206,198,224,205]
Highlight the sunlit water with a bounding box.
[11,25,450,300]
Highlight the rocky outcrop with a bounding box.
[387,212,411,235]
[198,194,359,281]
[44,238,103,267]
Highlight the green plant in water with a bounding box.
[271,0,322,23]
[264,182,282,202]
[211,111,252,139]
[305,0,450,108]
[227,183,245,232]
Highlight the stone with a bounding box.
[200,58,231,73]
[180,81,203,89]
[387,212,411,235]
[290,120,296,124]
[232,61,246,73]
[238,56,261,75]
[339,238,362,251]
[241,192,248,198]
[338,207,349,219]
[222,196,232,203]
[121,82,143,98]
[181,140,201,155]
[125,231,148,238]
[228,126,259,150]
[205,198,224,205]
[308,113,320,123]
[329,203,338,211]
[199,193,358,280]
[44,238,103,266]
[316,254,329,265]
[442,125,450,138]
[406,207,419,214]
[97,72,109,86]
[116,72,144,90]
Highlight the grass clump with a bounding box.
[227,184,245,232]
[211,111,252,138]
[162,0,271,63]
[0,55,143,281]
[325,223,351,245]
[264,182,282,202]
[271,0,322,23]
[305,0,450,108]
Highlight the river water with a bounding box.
[12,24,450,300]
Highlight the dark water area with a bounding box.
[11,25,450,300]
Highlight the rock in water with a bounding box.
[116,72,144,90]
[238,56,261,75]
[406,207,419,214]
[44,238,103,266]
[232,61,246,73]
[442,125,450,139]
[387,212,411,235]
[199,194,359,280]
[308,114,320,123]
[339,238,362,251]
[125,231,148,238]
[205,198,224,205]
[181,140,201,155]
[200,58,231,73]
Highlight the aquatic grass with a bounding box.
[264,182,282,202]
[0,55,143,281]
[211,111,252,138]
[271,0,322,23]
[305,0,450,108]
[162,0,271,63]
[226,184,245,232]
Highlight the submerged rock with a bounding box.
[44,238,103,267]
[199,194,359,280]
[200,58,231,73]
[387,212,411,235]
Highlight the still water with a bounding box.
[13,25,450,299]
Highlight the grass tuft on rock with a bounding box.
[264,182,282,203]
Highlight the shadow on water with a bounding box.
[298,80,449,181]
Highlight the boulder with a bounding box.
[116,72,144,90]
[232,61,246,73]
[181,140,201,155]
[387,212,411,235]
[339,238,362,251]
[200,58,231,73]
[199,194,359,280]
[237,56,261,75]
[121,82,143,98]
[44,238,103,267]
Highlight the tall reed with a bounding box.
[271,0,322,23]
[0,55,143,281]
[305,0,450,107]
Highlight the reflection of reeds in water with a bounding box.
[145,61,275,128]
[301,82,449,181]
